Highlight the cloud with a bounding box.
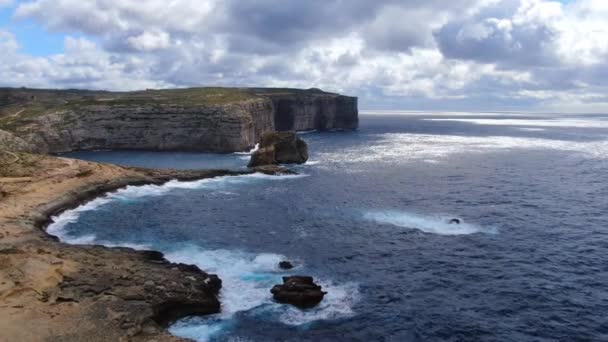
[126,31,171,52]
[2,0,608,112]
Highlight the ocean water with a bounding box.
[52,113,608,341]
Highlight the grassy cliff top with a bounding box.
[0,86,344,131]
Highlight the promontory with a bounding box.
[0,87,358,154]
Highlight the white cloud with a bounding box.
[127,31,171,51]
[0,0,606,111]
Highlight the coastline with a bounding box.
[0,153,275,341]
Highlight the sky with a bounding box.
[0,0,607,112]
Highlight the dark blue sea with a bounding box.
[50,113,608,341]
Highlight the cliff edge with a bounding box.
[0,87,358,154]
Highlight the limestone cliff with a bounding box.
[260,90,358,131]
[0,87,358,154]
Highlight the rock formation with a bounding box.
[0,87,358,154]
[278,261,294,270]
[248,131,308,167]
[271,276,327,308]
[0,129,35,152]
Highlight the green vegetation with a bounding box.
[0,87,261,131]
[0,103,59,131]
[64,87,259,108]
[0,86,334,132]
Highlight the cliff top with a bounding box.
[0,86,347,131]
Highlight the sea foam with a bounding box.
[167,245,359,342]
[363,210,496,235]
[47,173,308,239]
[46,171,356,342]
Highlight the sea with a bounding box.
[48,112,608,341]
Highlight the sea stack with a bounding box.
[270,276,327,309]
[248,131,308,167]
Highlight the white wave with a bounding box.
[233,144,260,155]
[46,197,113,240]
[45,171,351,342]
[47,173,307,238]
[167,245,359,341]
[297,130,318,135]
[167,246,286,341]
[166,247,285,316]
[518,127,546,132]
[170,317,230,342]
[363,210,495,235]
[425,117,608,128]
[317,133,608,166]
[64,233,98,245]
[274,280,359,326]
[359,110,531,116]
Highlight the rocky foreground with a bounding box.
[0,152,286,341]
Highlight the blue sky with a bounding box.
[0,1,62,55]
[0,0,606,112]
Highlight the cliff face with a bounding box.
[268,93,358,131]
[18,99,274,154]
[0,87,357,154]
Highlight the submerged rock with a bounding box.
[278,261,294,270]
[251,165,297,175]
[248,131,308,167]
[271,276,326,308]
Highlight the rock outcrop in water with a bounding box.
[271,276,326,308]
[279,261,294,270]
[248,131,309,167]
[0,87,357,154]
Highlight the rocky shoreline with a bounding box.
[0,153,287,341]
[0,86,357,341]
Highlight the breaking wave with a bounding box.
[363,210,496,235]
[46,171,355,342]
[169,245,359,341]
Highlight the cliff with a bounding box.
[0,87,358,154]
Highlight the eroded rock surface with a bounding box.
[248,131,308,167]
[271,276,327,309]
